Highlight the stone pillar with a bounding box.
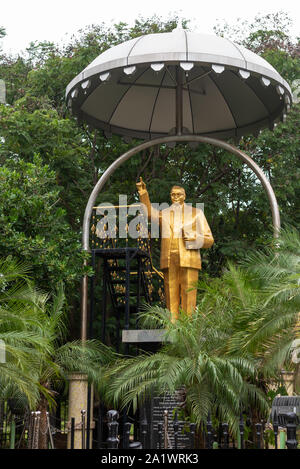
[67,373,93,449]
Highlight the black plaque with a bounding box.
[149,389,191,449]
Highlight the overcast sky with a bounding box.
[1,0,299,54]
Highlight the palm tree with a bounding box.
[0,257,48,408]
[0,257,114,448]
[104,227,300,438]
[227,227,300,377]
[23,283,114,449]
[104,305,269,435]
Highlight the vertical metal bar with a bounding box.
[261,419,266,449]
[163,410,168,449]
[46,412,54,449]
[136,255,141,328]
[140,408,148,449]
[217,422,222,448]
[124,250,130,356]
[173,411,179,450]
[134,411,139,442]
[189,423,196,449]
[89,249,96,339]
[6,408,9,448]
[255,423,262,449]
[116,306,121,353]
[28,412,34,449]
[81,269,88,343]
[55,400,61,432]
[0,401,3,447]
[285,412,298,449]
[81,410,86,450]
[9,415,16,449]
[157,422,163,449]
[86,388,91,449]
[70,418,75,449]
[3,405,7,448]
[16,416,26,449]
[32,412,37,449]
[206,412,213,449]
[101,259,107,344]
[125,250,130,330]
[86,251,95,450]
[239,413,244,449]
[222,423,229,449]
[273,410,278,450]
[176,66,183,136]
[123,422,131,449]
[34,411,41,449]
[97,403,105,449]
[106,410,119,449]
[2,402,7,448]
[121,410,128,449]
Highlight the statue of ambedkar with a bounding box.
[136,178,214,321]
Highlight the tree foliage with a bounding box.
[0,13,299,337]
[0,256,114,447]
[105,305,270,434]
[104,228,300,430]
[0,15,299,442]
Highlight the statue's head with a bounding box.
[170,185,186,205]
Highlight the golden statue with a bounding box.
[136,177,214,321]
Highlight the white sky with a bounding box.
[1,0,300,55]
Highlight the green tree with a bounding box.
[0,151,89,337]
[0,12,298,340]
[227,227,300,373]
[30,282,113,449]
[214,12,300,85]
[0,257,48,408]
[0,154,84,288]
[0,15,192,338]
[0,256,114,448]
[105,305,269,435]
[104,228,300,438]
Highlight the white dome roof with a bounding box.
[66,28,292,139]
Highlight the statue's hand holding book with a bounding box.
[183,224,203,250]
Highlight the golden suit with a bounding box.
[139,190,214,319]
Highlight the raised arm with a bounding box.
[136,177,160,225]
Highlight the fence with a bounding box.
[67,408,298,450]
[1,402,298,449]
[0,398,68,449]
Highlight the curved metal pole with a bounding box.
[81,135,280,341]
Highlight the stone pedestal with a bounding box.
[67,373,93,449]
[122,329,168,344]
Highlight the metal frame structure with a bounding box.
[89,247,151,345]
[81,134,280,342]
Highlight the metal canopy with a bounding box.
[66,28,292,140]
